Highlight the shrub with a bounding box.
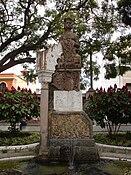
[94,132,131,147]
[84,84,131,136]
[0,86,40,131]
[0,131,40,146]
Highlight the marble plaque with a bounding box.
[54,91,82,111]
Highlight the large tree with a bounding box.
[0,0,130,88]
[0,0,94,72]
[102,0,131,79]
[118,0,131,26]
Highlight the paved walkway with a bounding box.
[0,121,131,132]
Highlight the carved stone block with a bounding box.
[54,91,82,111]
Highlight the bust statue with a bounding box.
[59,18,80,62]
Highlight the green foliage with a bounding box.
[94,132,131,147]
[0,160,26,171]
[118,0,131,26]
[0,131,40,146]
[104,63,117,79]
[1,0,130,85]
[22,64,37,83]
[104,34,131,79]
[0,86,40,131]
[102,160,131,175]
[84,84,131,136]
[83,60,100,80]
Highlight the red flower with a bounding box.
[22,97,26,101]
[128,91,131,98]
[117,95,121,100]
[17,86,21,91]
[24,88,28,92]
[11,86,16,94]
[114,84,117,92]
[122,85,128,92]
[27,103,30,107]
[21,88,25,92]
[28,89,32,93]
[114,84,117,89]
[5,87,9,92]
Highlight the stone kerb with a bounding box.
[96,143,131,160]
[0,143,39,159]
[0,142,131,161]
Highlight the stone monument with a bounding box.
[36,18,99,162]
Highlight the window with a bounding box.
[0,82,6,91]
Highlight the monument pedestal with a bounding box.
[36,39,99,162]
[47,91,99,162]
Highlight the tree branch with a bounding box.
[0,57,36,73]
[0,21,52,66]
[0,0,33,52]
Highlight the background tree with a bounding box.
[103,0,131,79]
[118,0,131,26]
[47,0,130,88]
[104,34,131,79]
[0,0,101,89]
[0,0,94,72]
[1,0,130,89]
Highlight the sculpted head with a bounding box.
[64,18,74,31]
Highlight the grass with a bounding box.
[30,164,69,174]
[0,131,131,147]
[0,130,40,146]
[0,160,27,171]
[0,159,130,175]
[102,160,131,175]
[94,132,131,147]
[0,159,69,174]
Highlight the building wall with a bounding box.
[123,70,131,85]
[123,70,131,90]
[0,73,28,90]
[0,74,15,89]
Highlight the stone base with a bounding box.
[48,111,93,139]
[48,139,99,162]
[46,111,99,162]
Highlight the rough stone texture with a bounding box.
[57,55,81,69]
[48,69,81,110]
[49,139,95,147]
[48,112,92,139]
[51,70,81,91]
[59,18,80,65]
[74,146,100,161]
[48,145,99,162]
[47,111,99,162]
[36,43,63,84]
